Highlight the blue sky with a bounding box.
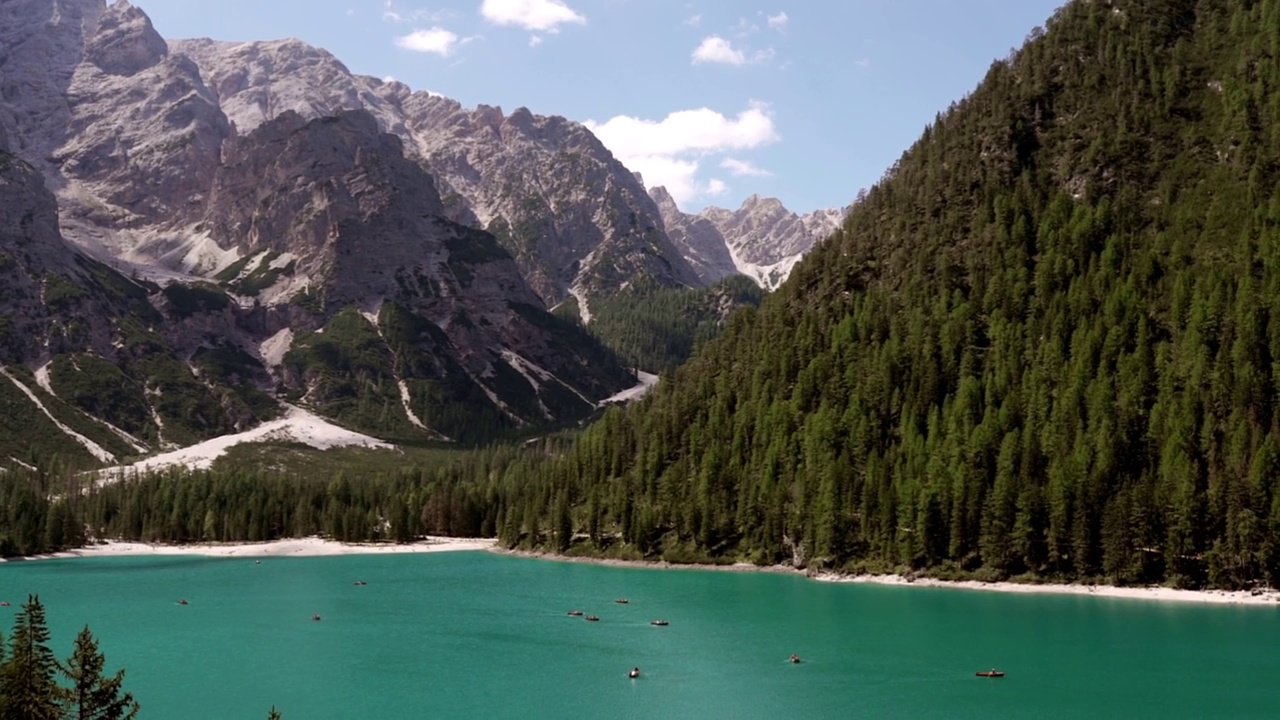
[135,0,1064,213]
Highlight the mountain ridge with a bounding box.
[651,186,847,290]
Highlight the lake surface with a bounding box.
[1,551,1277,718]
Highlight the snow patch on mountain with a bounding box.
[569,286,592,325]
[727,243,805,291]
[259,328,294,368]
[96,404,393,477]
[600,369,660,406]
[1,366,116,463]
[501,349,595,409]
[34,362,54,396]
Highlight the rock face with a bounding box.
[0,0,103,163]
[205,110,631,440]
[0,137,253,467]
[0,142,124,365]
[0,0,635,460]
[649,187,739,285]
[651,189,848,290]
[171,37,701,309]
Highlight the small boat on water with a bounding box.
[353,580,367,586]
[177,599,189,606]
[789,654,802,664]
[615,598,629,604]
[312,613,322,622]
[628,667,641,679]
[567,610,584,616]
[975,670,1005,678]
[585,615,600,622]
[650,620,669,626]
[0,601,10,607]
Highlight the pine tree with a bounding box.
[0,595,61,720]
[267,707,283,720]
[62,626,139,720]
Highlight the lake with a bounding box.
[2,551,1277,718]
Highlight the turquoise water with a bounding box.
[2,552,1278,719]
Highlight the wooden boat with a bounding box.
[585,615,600,622]
[650,620,669,626]
[975,670,1005,678]
[628,668,641,679]
[567,610,584,616]
[615,598,629,604]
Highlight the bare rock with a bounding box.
[83,0,168,76]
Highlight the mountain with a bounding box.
[0,128,259,468]
[648,187,741,284]
[169,35,702,313]
[0,0,635,462]
[651,187,847,290]
[208,108,630,442]
[488,0,1280,590]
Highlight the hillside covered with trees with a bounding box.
[489,0,1280,589]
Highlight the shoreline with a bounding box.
[3,536,497,561]
[9,539,1278,606]
[495,548,1280,607]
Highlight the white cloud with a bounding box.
[529,34,543,47]
[692,36,745,65]
[684,14,701,27]
[383,2,455,24]
[767,11,788,30]
[395,27,469,56]
[720,158,771,177]
[584,103,778,207]
[481,0,585,32]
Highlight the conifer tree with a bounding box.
[62,626,139,720]
[0,595,61,720]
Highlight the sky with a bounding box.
[132,0,1065,214]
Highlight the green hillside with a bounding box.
[491,0,1280,589]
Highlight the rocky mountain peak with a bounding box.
[650,186,848,290]
[84,0,167,76]
[206,108,453,307]
[647,185,738,285]
[649,185,678,211]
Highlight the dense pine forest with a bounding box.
[6,0,1280,593]
[496,0,1280,589]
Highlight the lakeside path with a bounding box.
[5,536,496,561]
[495,548,1280,607]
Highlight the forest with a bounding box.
[6,0,1280,592]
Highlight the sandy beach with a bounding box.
[496,549,1280,606]
[9,536,496,561]
[813,571,1280,606]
